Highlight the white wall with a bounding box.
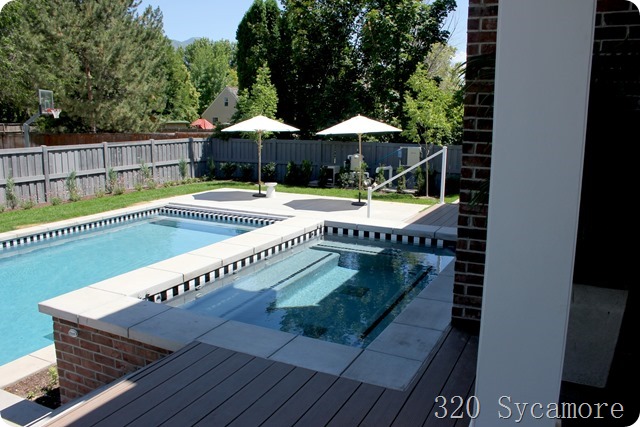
[473,1,596,426]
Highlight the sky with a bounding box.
[137,0,469,62]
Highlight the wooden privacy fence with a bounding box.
[0,137,461,206]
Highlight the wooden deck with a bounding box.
[406,203,459,228]
[44,327,477,427]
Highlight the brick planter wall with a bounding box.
[454,0,639,330]
[53,318,171,404]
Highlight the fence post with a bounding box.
[188,137,195,178]
[103,142,111,188]
[42,145,50,203]
[150,139,156,180]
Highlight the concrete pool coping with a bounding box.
[1,189,456,414]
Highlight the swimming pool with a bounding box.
[0,212,262,366]
[178,236,454,348]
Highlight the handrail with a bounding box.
[367,146,448,218]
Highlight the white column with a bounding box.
[473,1,596,426]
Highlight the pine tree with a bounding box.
[233,65,278,122]
[1,0,170,132]
[161,45,199,122]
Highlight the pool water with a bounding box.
[0,215,257,366]
[180,237,454,348]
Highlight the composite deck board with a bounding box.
[358,327,463,427]
[227,367,316,427]
[44,328,477,427]
[407,204,459,228]
[260,372,339,427]
[194,362,295,426]
[424,336,479,426]
[46,341,216,427]
[127,352,257,427]
[93,347,237,426]
[391,328,470,427]
[325,383,385,427]
[157,356,271,427]
[292,377,361,427]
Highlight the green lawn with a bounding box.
[0,180,458,233]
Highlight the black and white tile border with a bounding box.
[0,208,163,250]
[323,226,456,250]
[145,228,323,303]
[0,206,283,251]
[161,206,280,227]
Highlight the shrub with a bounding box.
[178,158,189,181]
[139,160,153,188]
[5,173,18,209]
[113,177,126,195]
[94,190,105,199]
[240,163,254,182]
[284,161,300,185]
[318,166,331,188]
[51,196,63,205]
[376,165,387,188]
[415,166,426,196]
[66,171,81,202]
[220,162,238,180]
[284,160,313,186]
[300,160,313,186]
[206,158,216,181]
[336,166,354,189]
[107,168,118,193]
[261,162,277,182]
[20,198,35,209]
[396,165,406,194]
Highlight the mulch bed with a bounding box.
[2,366,61,410]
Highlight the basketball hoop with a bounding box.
[45,108,62,119]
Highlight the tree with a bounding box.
[236,0,281,91]
[276,0,363,136]
[233,65,278,122]
[403,61,463,196]
[0,0,56,122]
[0,0,170,132]
[230,65,279,188]
[184,38,236,114]
[161,45,199,122]
[360,0,456,125]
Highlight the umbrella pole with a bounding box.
[254,131,265,197]
[352,134,366,206]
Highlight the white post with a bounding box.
[439,145,447,204]
[472,1,596,426]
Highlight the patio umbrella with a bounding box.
[222,115,299,197]
[317,114,401,205]
[191,118,215,130]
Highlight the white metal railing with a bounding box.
[367,146,448,218]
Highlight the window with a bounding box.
[224,97,229,107]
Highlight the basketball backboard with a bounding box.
[38,89,54,113]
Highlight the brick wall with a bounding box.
[454,0,639,330]
[53,318,171,404]
[453,0,497,331]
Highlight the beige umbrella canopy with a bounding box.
[317,114,401,205]
[222,115,299,197]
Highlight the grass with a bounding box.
[0,180,458,233]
